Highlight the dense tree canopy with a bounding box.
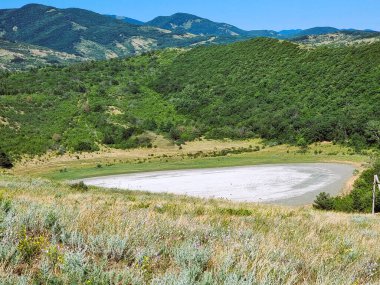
[154,38,380,147]
[0,50,186,156]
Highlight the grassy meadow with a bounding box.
[1,173,380,284]
[11,139,368,181]
[0,135,377,285]
[1,139,376,285]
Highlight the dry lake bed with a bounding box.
[81,163,355,205]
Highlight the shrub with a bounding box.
[0,150,13,169]
[70,181,89,192]
[74,141,96,152]
[61,251,88,282]
[52,133,62,142]
[17,227,45,264]
[0,191,12,213]
[173,242,211,270]
[122,127,136,140]
[0,243,18,266]
[102,133,115,145]
[44,211,60,232]
[105,235,130,262]
[217,207,252,216]
[46,245,64,271]
[57,146,66,155]
[313,192,334,210]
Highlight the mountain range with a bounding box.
[109,13,378,39]
[0,4,379,70]
[0,4,214,58]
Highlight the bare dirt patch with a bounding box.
[106,106,124,115]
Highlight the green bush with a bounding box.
[74,141,96,152]
[0,150,13,169]
[0,191,12,213]
[70,181,89,192]
[313,192,334,210]
[217,207,252,216]
[17,227,45,264]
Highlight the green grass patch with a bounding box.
[42,148,365,181]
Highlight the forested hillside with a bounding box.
[0,50,186,157]
[0,4,213,59]
[0,38,379,158]
[155,38,380,147]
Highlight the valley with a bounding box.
[0,2,380,284]
[0,36,378,213]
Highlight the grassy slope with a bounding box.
[0,40,84,70]
[1,174,380,284]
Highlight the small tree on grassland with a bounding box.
[313,192,334,210]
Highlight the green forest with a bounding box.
[0,49,186,157]
[155,38,380,147]
[0,38,379,159]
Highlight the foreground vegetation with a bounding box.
[0,174,380,284]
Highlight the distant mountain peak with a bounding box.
[18,3,55,11]
[105,15,144,25]
[145,13,246,36]
[21,3,50,8]
[171,12,202,18]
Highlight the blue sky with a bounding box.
[1,0,379,31]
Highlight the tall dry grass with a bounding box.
[0,174,379,284]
